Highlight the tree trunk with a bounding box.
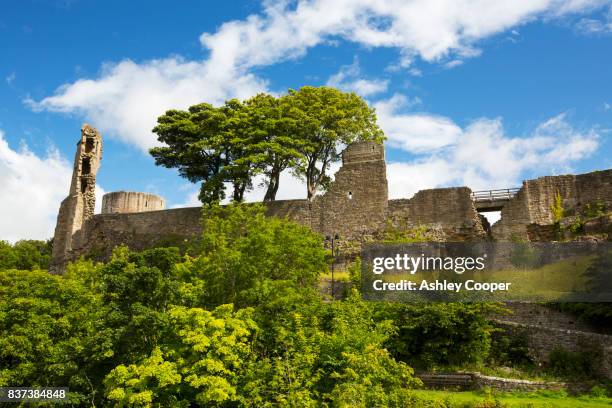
[264,169,281,201]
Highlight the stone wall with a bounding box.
[50,124,102,274]
[492,170,612,241]
[311,141,388,240]
[102,191,165,214]
[418,372,566,392]
[70,200,315,262]
[387,187,488,241]
[492,303,596,332]
[52,125,612,271]
[495,321,612,379]
[66,142,390,264]
[72,207,203,261]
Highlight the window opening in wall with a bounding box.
[145,200,148,207]
[80,179,88,193]
[348,191,353,199]
[82,157,91,175]
[85,138,95,153]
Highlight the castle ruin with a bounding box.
[50,125,612,273]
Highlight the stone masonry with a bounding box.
[51,125,612,272]
[50,124,103,274]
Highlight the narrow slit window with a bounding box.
[348,191,353,199]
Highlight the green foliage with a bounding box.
[551,193,565,223]
[150,86,384,203]
[239,289,420,406]
[285,86,385,200]
[184,203,328,307]
[381,222,432,244]
[385,303,503,369]
[568,215,585,234]
[0,269,113,405]
[0,239,52,270]
[547,347,602,379]
[104,305,256,407]
[0,205,536,406]
[509,240,540,269]
[583,200,606,219]
[488,330,533,367]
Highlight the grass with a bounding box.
[410,389,612,407]
[319,270,350,281]
[367,256,595,302]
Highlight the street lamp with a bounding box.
[325,234,340,299]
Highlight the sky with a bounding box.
[1,0,611,242]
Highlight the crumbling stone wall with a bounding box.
[492,303,597,332]
[52,125,612,271]
[311,141,388,240]
[496,321,612,379]
[492,170,612,241]
[102,191,165,214]
[387,187,488,241]
[50,124,102,274]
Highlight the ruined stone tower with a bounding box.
[50,124,102,274]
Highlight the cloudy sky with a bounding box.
[1,0,611,241]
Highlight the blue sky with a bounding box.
[1,0,611,241]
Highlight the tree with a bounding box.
[183,203,328,308]
[284,86,385,200]
[104,305,257,407]
[150,104,228,203]
[0,269,113,405]
[150,87,385,204]
[243,93,303,201]
[0,239,52,271]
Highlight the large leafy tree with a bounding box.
[285,86,385,200]
[150,87,384,204]
[0,239,52,270]
[243,93,303,201]
[150,104,229,203]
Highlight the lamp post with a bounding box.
[325,234,340,299]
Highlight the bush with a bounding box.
[384,303,503,369]
[547,347,602,379]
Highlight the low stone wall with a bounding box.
[418,372,566,392]
[494,321,612,379]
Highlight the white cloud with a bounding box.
[28,58,268,152]
[375,94,461,152]
[0,131,70,242]
[29,0,612,151]
[574,4,612,33]
[5,73,16,85]
[0,130,107,242]
[604,102,612,111]
[327,58,389,96]
[200,0,611,67]
[385,112,599,199]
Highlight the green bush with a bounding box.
[547,347,602,379]
[0,239,52,270]
[384,303,503,369]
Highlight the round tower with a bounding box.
[101,191,165,214]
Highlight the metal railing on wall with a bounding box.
[471,188,520,202]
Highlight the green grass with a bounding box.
[319,270,350,281]
[370,256,594,302]
[410,389,612,407]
